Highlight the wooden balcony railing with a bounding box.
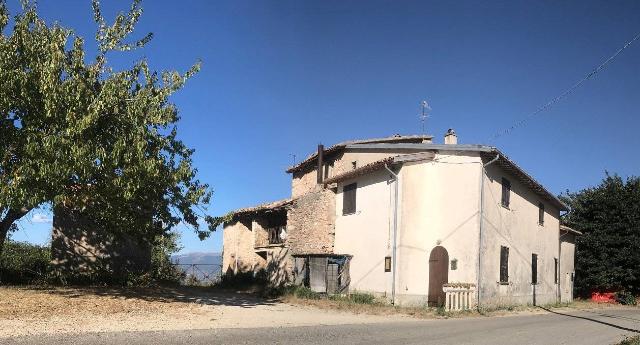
[267,226,286,245]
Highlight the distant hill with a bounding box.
[170,252,222,283]
[171,252,222,266]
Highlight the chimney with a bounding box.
[444,128,457,145]
[317,144,324,184]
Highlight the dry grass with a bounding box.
[616,336,640,345]
[282,295,635,320]
[0,286,407,337]
[281,294,470,319]
[0,285,224,320]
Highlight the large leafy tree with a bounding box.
[0,0,215,256]
[561,173,640,296]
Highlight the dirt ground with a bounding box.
[1,286,632,338]
[0,286,412,338]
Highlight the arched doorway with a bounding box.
[428,246,449,307]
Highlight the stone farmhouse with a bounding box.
[222,130,579,308]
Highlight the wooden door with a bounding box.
[428,246,449,307]
[309,257,328,293]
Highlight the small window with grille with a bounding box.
[384,256,391,272]
[532,253,538,285]
[500,246,509,284]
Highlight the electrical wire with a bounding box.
[429,29,640,164]
[489,30,640,142]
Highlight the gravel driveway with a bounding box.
[0,286,411,338]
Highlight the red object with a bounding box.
[591,292,616,303]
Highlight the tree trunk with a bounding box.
[0,208,30,258]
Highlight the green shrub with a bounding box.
[150,232,184,284]
[616,291,637,306]
[293,286,320,299]
[0,241,51,284]
[348,292,375,304]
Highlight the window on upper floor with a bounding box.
[342,183,357,215]
[501,177,511,208]
[538,202,545,225]
[500,246,509,283]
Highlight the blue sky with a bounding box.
[7,0,640,254]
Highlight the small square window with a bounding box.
[450,259,458,270]
[384,256,391,272]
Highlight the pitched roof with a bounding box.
[317,143,568,211]
[322,157,394,184]
[286,134,432,173]
[227,198,293,217]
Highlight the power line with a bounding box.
[430,30,640,164]
[489,30,640,142]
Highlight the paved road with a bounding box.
[3,308,639,345]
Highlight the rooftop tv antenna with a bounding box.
[419,100,431,135]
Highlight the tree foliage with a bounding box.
[0,240,50,284]
[561,173,640,296]
[0,0,216,255]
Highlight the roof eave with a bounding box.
[482,149,569,212]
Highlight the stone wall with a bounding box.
[264,246,293,286]
[221,218,266,276]
[252,217,269,248]
[291,149,426,198]
[291,167,321,198]
[51,206,151,275]
[286,188,336,255]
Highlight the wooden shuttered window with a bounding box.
[501,178,511,208]
[538,202,545,225]
[500,246,509,283]
[554,257,559,284]
[532,253,538,285]
[342,183,357,215]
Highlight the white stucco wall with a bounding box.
[560,233,576,303]
[291,148,428,198]
[479,163,561,307]
[333,151,484,305]
[395,152,483,305]
[334,169,394,296]
[332,149,567,307]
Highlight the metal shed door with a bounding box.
[309,257,328,293]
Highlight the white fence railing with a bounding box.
[443,283,476,311]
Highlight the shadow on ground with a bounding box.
[25,286,278,308]
[539,307,640,334]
